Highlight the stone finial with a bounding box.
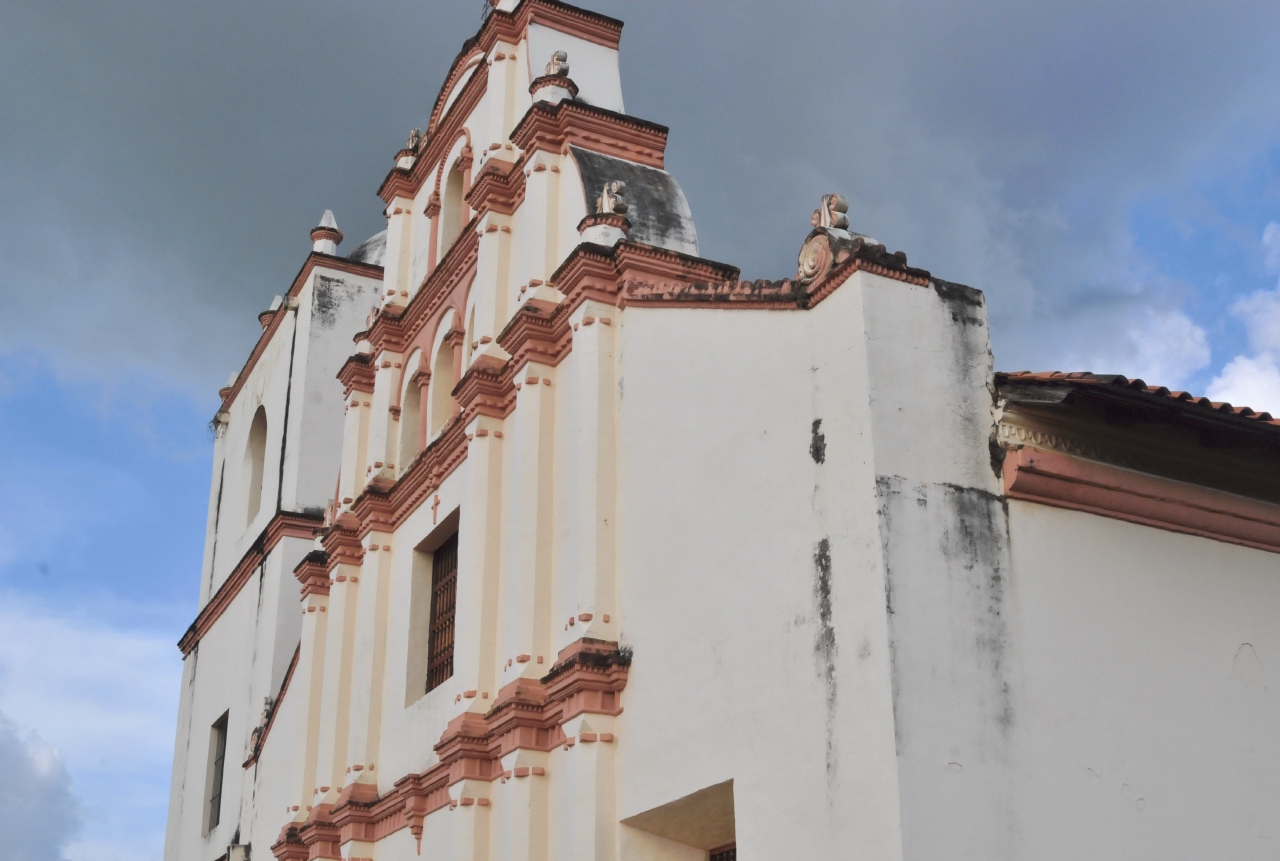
[530,51,579,103]
[545,51,570,77]
[597,181,628,216]
[396,129,424,168]
[811,193,850,231]
[576,181,631,246]
[311,210,343,255]
[796,192,912,286]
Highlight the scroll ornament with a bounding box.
[796,193,899,285]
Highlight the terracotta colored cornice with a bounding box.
[379,68,489,205]
[219,254,383,414]
[496,302,574,375]
[610,241,927,311]
[378,166,417,205]
[272,806,341,861]
[453,365,515,422]
[243,644,299,768]
[465,157,526,217]
[425,0,622,137]
[349,414,472,539]
[337,353,375,398]
[178,511,323,655]
[321,517,365,568]
[367,223,478,362]
[1004,446,1280,554]
[283,638,629,857]
[294,549,331,598]
[364,303,408,356]
[511,100,668,169]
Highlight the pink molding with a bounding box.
[178,511,323,655]
[1003,446,1280,554]
[243,644,299,768]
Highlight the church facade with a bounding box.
[164,2,1280,860]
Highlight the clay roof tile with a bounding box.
[996,370,1279,431]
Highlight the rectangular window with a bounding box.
[426,532,458,692]
[205,713,228,834]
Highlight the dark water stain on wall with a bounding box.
[940,482,1015,737]
[311,275,360,330]
[813,537,839,779]
[810,419,827,464]
[877,476,1016,758]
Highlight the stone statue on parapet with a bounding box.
[546,50,570,77]
[811,193,850,231]
[597,181,628,216]
[798,192,904,285]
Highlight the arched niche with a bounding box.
[243,405,268,528]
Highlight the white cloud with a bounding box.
[1123,307,1212,389]
[0,593,181,861]
[1206,225,1280,414]
[1207,354,1280,413]
[1233,277,1280,357]
[1263,221,1280,273]
[0,714,80,861]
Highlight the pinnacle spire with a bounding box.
[310,210,343,254]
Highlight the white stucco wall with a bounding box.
[526,23,624,113]
[167,535,311,860]
[614,273,915,860]
[999,502,1280,858]
[287,270,385,513]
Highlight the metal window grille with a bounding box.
[426,533,458,692]
[208,714,228,830]
[710,845,736,861]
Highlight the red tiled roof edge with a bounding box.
[996,371,1280,426]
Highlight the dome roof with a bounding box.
[347,229,387,266]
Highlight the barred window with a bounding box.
[710,844,736,861]
[205,713,228,834]
[426,532,458,692]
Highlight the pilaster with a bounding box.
[499,361,558,683]
[312,530,364,810]
[455,414,507,710]
[365,351,405,490]
[558,713,618,861]
[476,211,515,346]
[495,749,551,861]
[383,197,415,307]
[287,549,331,823]
[339,382,374,511]
[343,532,395,795]
[450,779,494,861]
[559,301,617,648]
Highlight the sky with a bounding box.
[2,1,1280,858]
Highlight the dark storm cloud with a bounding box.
[3,1,1280,398]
